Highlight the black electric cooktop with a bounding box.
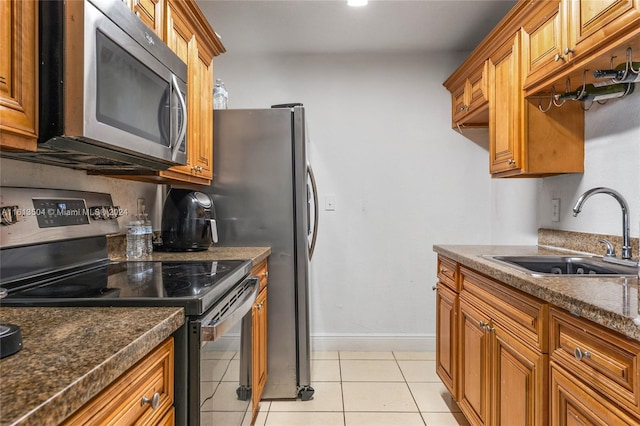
[2,260,252,316]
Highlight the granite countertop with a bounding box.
[433,245,640,341]
[109,244,271,267]
[0,307,184,426]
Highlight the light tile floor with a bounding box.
[229,351,470,426]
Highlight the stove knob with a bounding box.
[89,206,104,220]
[108,206,121,220]
[1,206,21,225]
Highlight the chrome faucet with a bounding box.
[572,187,632,260]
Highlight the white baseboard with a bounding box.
[310,334,435,352]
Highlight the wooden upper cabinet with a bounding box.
[567,0,640,62]
[523,0,640,92]
[135,0,164,36]
[160,0,219,185]
[0,0,38,152]
[522,1,566,88]
[488,30,585,178]
[488,34,521,175]
[123,0,165,36]
[446,61,489,129]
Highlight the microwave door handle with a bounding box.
[170,74,187,161]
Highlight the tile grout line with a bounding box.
[393,352,428,426]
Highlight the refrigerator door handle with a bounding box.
[307,164,319,260]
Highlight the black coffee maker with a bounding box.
[160,188,219,251]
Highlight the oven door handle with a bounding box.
[201,276,258,342]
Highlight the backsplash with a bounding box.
[539,228,639,261]
[0,158,162,234]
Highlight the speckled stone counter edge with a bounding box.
[107,234,271,266]
[0,307,184,426]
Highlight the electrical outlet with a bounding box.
[551,199,560,222]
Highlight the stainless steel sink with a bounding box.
[483,255,638,277]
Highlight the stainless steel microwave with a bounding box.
[4,0,188,171]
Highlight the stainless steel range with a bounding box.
[0,187,257,426]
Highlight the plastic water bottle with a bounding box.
[126,220,144,259]
[141,213,153,257]
[213,78,228,109]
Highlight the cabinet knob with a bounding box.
[478,321,489,329]
[432,284,438,291]
[563,47,575,55]
[486,325,495,333]
[141,392,161,409]
[439,268,446,274]
[507,159,516,165]
[574,348,591,361]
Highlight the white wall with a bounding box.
[537,94,640,240]
[0,158,161,232]
[214,51,538,350]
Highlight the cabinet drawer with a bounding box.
[437,256,459,292]
[252,260,268,292]
[64,338,175,426]
[550,362,640,425]
[550,308,640,414]
[460,266,548,352]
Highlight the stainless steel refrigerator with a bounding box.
[208,104,318,400]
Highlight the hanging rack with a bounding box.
[537,78,571,112]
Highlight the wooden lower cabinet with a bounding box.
[438,257,548,426]
[491,321,547,426]
[435,257,640,426]
[459,298,491,426]
[63,337,174,426]
[252,287,268,419]
[550,362,639,426]
[436,283,458,398]
[250,259,269,422]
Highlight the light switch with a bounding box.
[325,195,336,211]
[551,199,560,222]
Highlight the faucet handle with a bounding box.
[599,239,616,257]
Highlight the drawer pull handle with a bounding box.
[574,348,591,361]
[141,392,161,409]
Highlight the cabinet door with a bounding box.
[451,82,469,124]
[488,33,522,175]
[0,0,37,151]
[193,51,213,180]
[522,0,565,89]
[459,298,491,426]
[550,362,639,426]
[131,0,164,36]
[164,1,196,178]
[252,288,268,420]
[566,0,640,60]
[436,283,458,399]
[491,323,548,426]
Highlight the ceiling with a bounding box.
[196,0,518,55]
